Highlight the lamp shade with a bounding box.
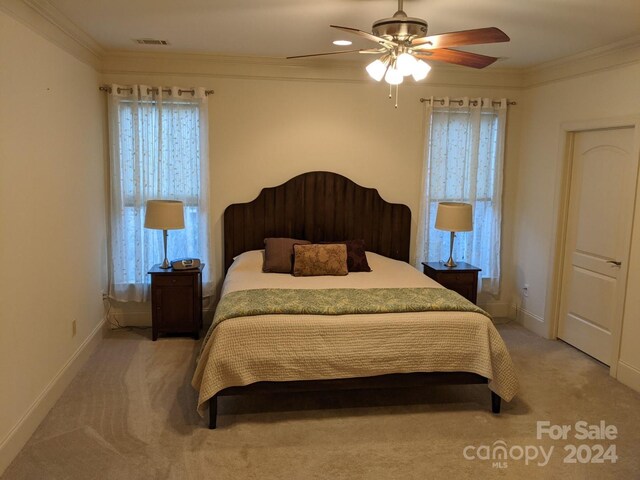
[435,202,473,232]
[144,200,185,230]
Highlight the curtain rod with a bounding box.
[98,85,214,96]
[420,97,516,106]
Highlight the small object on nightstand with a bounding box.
[148,264,203,341]
[171,258,201,270]
[422,261,481,304]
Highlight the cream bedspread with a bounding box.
[192,251,518,416]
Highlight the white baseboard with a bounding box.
[514,306,549,338]
[112,311,151,327]
[113,308,216,328]
[616,360,640,394]
[0,319,105,475]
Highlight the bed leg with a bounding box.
[491,391,501,414]
[208,396,218,429]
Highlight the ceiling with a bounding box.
[46,0,640,68]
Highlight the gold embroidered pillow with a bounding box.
[292,244,348,277]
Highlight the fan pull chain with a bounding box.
[388,84,392,99]
[395,85,399,108]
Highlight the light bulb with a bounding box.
[411,59,431,81]
[366,59,387,82]
[384,66,403,85]
[397,53,417,76]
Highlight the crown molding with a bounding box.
[100,50,526,89]
[2,0,639,90]
[523,34,640,88]
[0,0,103,68]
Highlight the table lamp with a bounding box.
[144,200,185,269]
[435,202,473,267]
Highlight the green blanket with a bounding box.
[213,288,490,328]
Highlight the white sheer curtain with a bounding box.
[107,84,211,302]
[415,97,507,295]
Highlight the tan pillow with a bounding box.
[292,244,349,277]
[263,238,311,273]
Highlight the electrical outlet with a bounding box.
[72,319,77,337]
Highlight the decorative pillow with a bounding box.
[263,238,311,273]
[320,239,372,272]
[343,239,372,272]
[292,244,349,277]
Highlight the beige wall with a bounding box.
[512,61,640,389]
[100,70,522,320]
[0,10,106,472]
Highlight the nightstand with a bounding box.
[422,261,481,304]
[148,264,203,341]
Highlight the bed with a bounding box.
[192,171,518,428]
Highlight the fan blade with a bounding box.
[414,48,499,69]
[287,49,367,59]
[330,25,396,48]
[412,27,509,49]
[359,49,388,54]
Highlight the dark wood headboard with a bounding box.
[223,171,411,272]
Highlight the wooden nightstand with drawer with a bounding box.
[148,264,203,341]
[421,262,481,304]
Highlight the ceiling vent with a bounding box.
[134,38,169,45]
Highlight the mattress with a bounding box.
[192,250,518,416]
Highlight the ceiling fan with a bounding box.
[287,0,509,104]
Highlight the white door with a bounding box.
[558,127,638,365]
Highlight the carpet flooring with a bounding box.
[2,321,640,479]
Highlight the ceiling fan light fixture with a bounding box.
[366,58,389,82]
[289,1,510,107]
[411,59,431,81]
[396,52,417,76]
[384,65,403,85]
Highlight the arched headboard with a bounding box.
[223,171,411,272]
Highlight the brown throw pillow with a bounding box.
[292,244,349,277]
[343,239,372,272]
[320,239,372,272]
[263,238,311,273]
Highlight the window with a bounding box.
[107,86,210,302]
[416,97,507,295]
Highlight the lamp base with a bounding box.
[444,231,457,268]
[159,229,171,268]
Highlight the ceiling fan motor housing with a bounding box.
[372,16,428,41]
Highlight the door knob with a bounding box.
[607,260,622,266]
